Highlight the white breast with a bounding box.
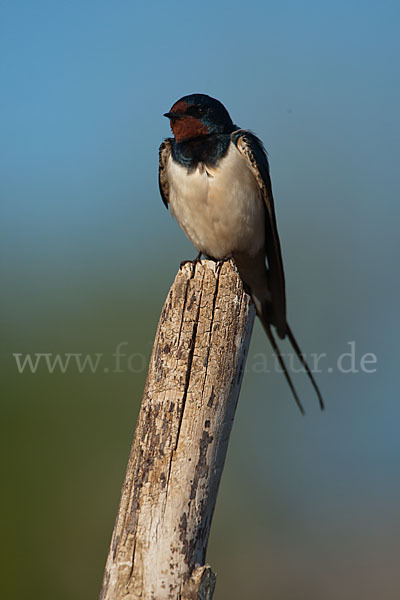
[167,142,265,259]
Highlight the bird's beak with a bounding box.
[163,112,183,120]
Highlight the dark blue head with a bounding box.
[164,93,235,142]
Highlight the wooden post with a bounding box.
[100,259,256,600]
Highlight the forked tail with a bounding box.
[233,253,325,412]
[261,319,325,414]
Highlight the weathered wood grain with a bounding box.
[100,259,255,600]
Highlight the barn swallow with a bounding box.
[159,93,324,413]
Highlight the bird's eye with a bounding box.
[186,105,206,118]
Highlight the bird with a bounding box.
[159,93,324,413]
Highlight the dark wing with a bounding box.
[158,139,172,209]
[232,130,287,338]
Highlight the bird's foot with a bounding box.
[180,251,203,269]
[213,256,232,274]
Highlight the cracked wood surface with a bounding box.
[100,260,256,600]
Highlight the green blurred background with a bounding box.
[2,1,399,598]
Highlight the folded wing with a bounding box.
[232,130,287,338]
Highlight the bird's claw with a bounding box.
[180,252,202,269]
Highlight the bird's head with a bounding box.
[164,93,234,142]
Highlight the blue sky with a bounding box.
[2,1,398,253]
[2,2,400,598]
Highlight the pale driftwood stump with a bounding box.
[100,259,256,600]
